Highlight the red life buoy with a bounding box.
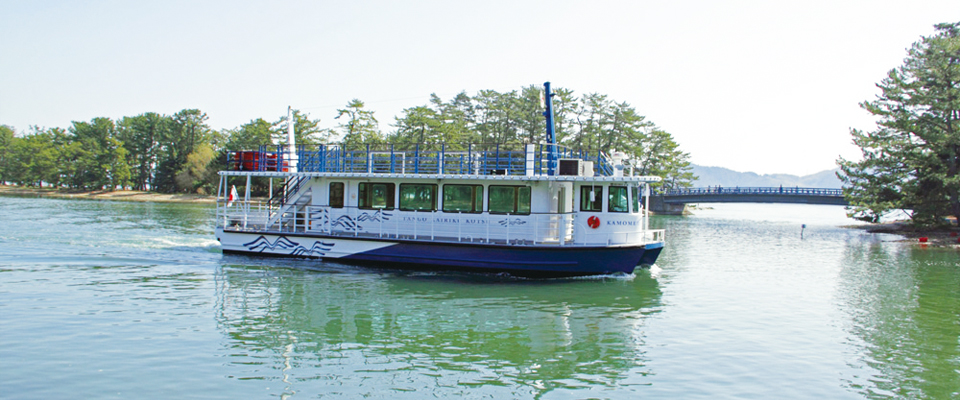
[587,216,600,229]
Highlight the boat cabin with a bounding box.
[217,143,663,247]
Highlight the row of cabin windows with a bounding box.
[329,182,640,214]
[329,182,530,214]
[580,186,642,213]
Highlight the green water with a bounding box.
[0,197,957,399]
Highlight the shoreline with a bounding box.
[0,185,217,204]
[845,221,960,248]
[2,185,957,248]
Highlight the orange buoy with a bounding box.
[918,237,928,243]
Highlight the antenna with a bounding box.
[542,82,559,176]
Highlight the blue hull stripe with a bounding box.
[221,230,664,277]
[340,241,656,276]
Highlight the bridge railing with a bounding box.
[662,187,843,197]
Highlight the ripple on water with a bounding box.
[2,199,958,399]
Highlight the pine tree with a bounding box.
[838,22,960,225]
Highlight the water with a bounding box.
[1,198,957,399]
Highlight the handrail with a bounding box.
[662,187,843,197]
[217,202,664,247]
[268,175,311,207]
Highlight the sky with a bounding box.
[1,0,957,176]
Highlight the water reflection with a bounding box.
[837,240,960,399]
[213,260,663,398]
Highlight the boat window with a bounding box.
[488,185,531,214]
[399,183,437,211]
[631,186,640,213]
[518,187,531,214]
[358,182,395,210]
[329,182,344,208]
[609,186,628,212]
[580,186,602,212]
[442,184,483,213]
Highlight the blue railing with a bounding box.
[663,187,843,197]
[226,143,618,177]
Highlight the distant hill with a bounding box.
[690,165,842,188]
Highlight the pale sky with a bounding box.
[1,0,956,176]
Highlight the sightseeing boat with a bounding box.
[214,83,665,277]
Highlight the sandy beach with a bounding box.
[0,185,217,204]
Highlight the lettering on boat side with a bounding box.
[605,220,640,226]
[402,217,491,224]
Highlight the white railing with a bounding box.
[218,202,664,247]
[303,206,572,245]
[218,200,271,230]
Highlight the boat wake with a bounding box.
[567,271,637,281]
[646,264,662,278]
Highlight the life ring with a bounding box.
[587,216,600,229]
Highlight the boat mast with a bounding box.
[286,106,298,173]
[543,82,559,176]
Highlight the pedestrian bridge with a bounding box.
[658,187,848,206]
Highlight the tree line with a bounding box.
[0,85,696,195]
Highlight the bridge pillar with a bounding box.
[648,196,689,215]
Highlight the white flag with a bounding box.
[227,185,239,207]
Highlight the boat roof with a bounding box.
[218,170,662,183]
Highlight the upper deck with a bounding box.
[222,142,659,183]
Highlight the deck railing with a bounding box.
[217,201,664,247]
[226,143,617,177]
